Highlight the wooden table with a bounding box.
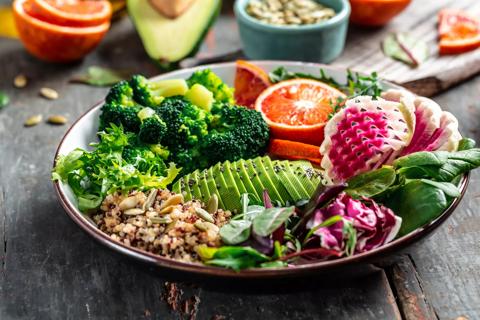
[1,2,479,319]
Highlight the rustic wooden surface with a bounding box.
[1,1,479,319]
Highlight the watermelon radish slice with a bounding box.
[320,96,415,183]
[381,89,461,155]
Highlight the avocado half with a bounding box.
[127,0,222,69]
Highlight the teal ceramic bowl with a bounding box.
[234,0,350,63]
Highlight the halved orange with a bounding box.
[30,0,112,27]
[13,0,110,62]
[255,79,346,145]
[234,60,271,109]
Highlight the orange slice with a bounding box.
[438,9,480,55]
[234,60,271,109]
[13,0,110,62]
[31,0,112,27]
[255,79,346,145]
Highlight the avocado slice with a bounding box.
[205,167,225,210]
[272,160,303,201]
[212,163,240,212]
[188,170,203,201]
[291,162,317,196]
[252,157,284,205]
[242,159,266,201]
[181,173,193,201]
[232,161,260,202]
[197,169,211,203]
[261,157,293,204]
[282,161,311,199]
[127,0,221,68]
[225,161,247,195]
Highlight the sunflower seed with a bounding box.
[194,207,215,223]
[159,194,184,210]
[47,115,68,125]
[24,115,42,127]
[119,196,140,210]
[123,208,145,216]
[40,87,59,100]
[13,74,27,88]
[159,205,177,215]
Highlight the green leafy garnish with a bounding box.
[70,66,132,87]
[346,167,397,199]
[0,91,9,109]
[382,33,429,67]
[196,245,270,271]
[52,124,180,211]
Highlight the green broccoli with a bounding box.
[105,80,136,107]
[138,115,167,145]
[187,69,235,104]
[129,75,166,108]
[99,101,141,132]
[203,103,270,164]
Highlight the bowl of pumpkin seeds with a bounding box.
[234,0,350,63]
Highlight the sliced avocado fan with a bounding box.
[172,156,326,213]
[127,0,221,68]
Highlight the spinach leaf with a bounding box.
[346,167,396,198]
[70,66,131,86]
[394,151,450,168]
[384,180,448,237]
[260,260,287,268]
[420,180,460,197]
[252,207,295,237]
[219,220,252,245]
[458,138,476,151]
[197,245,270,271]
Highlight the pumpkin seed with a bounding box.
[194,207,215,223]
[24,114,42,127]
[40,87,59,100]
[194,221,219,233]
[159,205,177,215]
[206,194,218,215]
[13,74,27,88]
[151,216,172,224]
[47,115,68,125]
[142,189,158,211]
[123,208,145,216]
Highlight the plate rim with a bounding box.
[52,60,470,278]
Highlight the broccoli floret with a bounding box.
[129,75,165,108]
[138,115,167,144]
[187,69,235,104]
[156,97,210,149]
[105,80,136,107]
[204,104,270,164]
[99,102,141,132]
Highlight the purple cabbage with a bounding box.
[306,193,402,256]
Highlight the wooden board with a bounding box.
[331,0,480,97]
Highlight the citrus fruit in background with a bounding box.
[13,0,110,62]
[349,0,411,27]
[234,60,271,109]
[255,79,346,145]
[0,6,19,38]
[438,9,480,55]
[30,0,112,27]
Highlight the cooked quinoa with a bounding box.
[93,189,231,263]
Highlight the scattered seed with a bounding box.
[123,208,145,216]
[24,114,42,127]
[206,194,218,214]
[13,74,27,88]
[47,115,68,125]
[194,221,219,233]
[119,196,140,210]
[151,216,172,224]
[142,189,158,211]
[159,194,184,210]
[159,205,177,215]
[40,87,59,100]
[194,207,215,223]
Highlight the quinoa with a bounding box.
[93,189,231,263]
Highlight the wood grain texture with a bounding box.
[334,0,480,97]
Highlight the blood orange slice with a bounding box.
[31,0,112,27]
[234,60,271,109]
[255,79,346,145]
[438,9,480,55]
